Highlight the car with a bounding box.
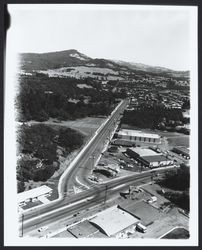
[38,226,48,232]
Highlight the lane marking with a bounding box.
[112,184,126,190]
[23,196,94,226]
[75,177,90,190]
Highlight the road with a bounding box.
[21,165,172,237]
[21,172,153,236]
[19,99,129,231]
[58,99,129,195]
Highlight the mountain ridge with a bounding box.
[20,49,189,79]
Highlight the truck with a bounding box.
[148,196,157,203]
[136,223,147,233]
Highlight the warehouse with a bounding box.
[89,205,140,237]
[111,139,135,147]
[117,129,161,144]
[126,147,173,168]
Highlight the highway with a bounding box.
[59,99,129,194]
[18,98,173,237]
[21,172,153,235]
[21,165,171,236]
[20,99,129,231]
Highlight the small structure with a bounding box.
[148,196,157,203]
[108,146,119,153]
[18,185,52,206]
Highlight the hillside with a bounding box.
[113,60,190,78]
[19,49,189,80]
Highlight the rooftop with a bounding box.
[118,129,160,139]
[68,220,99,238]
[18,185,52,204]
[119,200,160,226]
[173,146,190,155]
[52,230,76,238]
[128,147,160,157]
[89,206,139,236]
[141,154,169,163]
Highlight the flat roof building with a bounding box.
[68,220,100,238]
[172,146,190,158]
[89,206,139,237]
[127,147,173,168]
[117,129,161,144]
[119,200,160,226]
[18,185,52,205]
[127,147,160,157]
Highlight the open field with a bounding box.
[28,117,106,140]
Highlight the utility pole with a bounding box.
[104,185,108,204]
[91,154,95,172]
[21,213,24,237]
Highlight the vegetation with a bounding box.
[157,164,190,211]
[16,74,120,122]
[121,106,185,130]
[17,124,84,192]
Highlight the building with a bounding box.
[119,200,160,226]
[117,129,161,144]
[172,146,190,159]
[89,206,140,237]
[111,139,135,147]
[126,147,173,168]
[18,185,52,206]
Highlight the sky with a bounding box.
[8,4,196,71]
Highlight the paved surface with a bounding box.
[21,174,153,236]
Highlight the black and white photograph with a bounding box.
[4,3,198,246]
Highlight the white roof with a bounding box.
[18,185,52,204]
[89,206,139,236]
[118,129,160,139]
[129,147,160,157]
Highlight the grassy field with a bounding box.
[28,117,106,140]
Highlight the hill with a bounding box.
[19,49,189,80]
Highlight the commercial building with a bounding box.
[67,220,102,238]
[126,147,173,168]
[117,129,161,144]
[89,205,140,237]
[18,185,52,206]
[119,200,160,226]
[172,146,190,159]
[111,139,135,147]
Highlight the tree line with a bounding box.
[17,124,84,192]
[16,74,120,122]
